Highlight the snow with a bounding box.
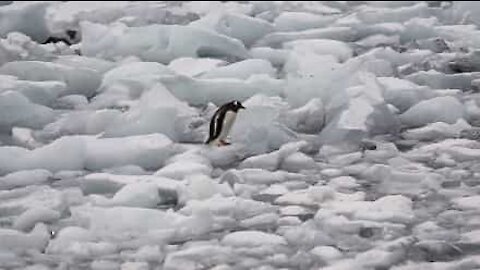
[1,1,480,269]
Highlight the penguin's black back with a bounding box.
[205,101,244,144]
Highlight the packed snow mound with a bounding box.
[190,12,274,46]
[81,22,249,63]
[0,61,102,97]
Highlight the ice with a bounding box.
[249,47,289,67]
[0,169,52,190]
[190,12,274,46]
[273,12,338,32]
[310,246,343,264]
[54,55,115,74]
[405,70,480,91]
[239,141,308,171]
[100,84,195,141]
[399,96,465,127]
[257,27,357,47]
[284,98,325,133]
[160,74,284,107]
[0,2,52,42]
[12,206,60,232]
[222,231,287,247]
[103,183,161,208]
[84,134,176,171]
[168,57,226,77]
[0,223,49,251]
[41,110,122,138]
[378,77,433,112]
[0,134,175,174]
[81,22,249,63]
[403,119,471,141]
[0,61,102,97]
[0,75,66,106]
[0,91,55,131]
[283,39,353,62]
[199,59,276,80]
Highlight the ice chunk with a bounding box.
[403,119,471,141]
[13,206,60,232]
[0,186,65,217]
[281,152,317,172]
[0,223,49,251]
[81,22,248,63]
[155,161,212,180]
[0,91,55,131]
[0,75,66,106]
[221,168,305,186]
[164,245,233,270]
[41,110,122,138]
[283,39,353,62]
[406,70,480,91]
[200,59,276,80]
[284,98,325,133]
[257,27,357,47]
[378,77,433,112]
[54,95,89,110]
[310,246,343,263]
[105,183,161,208]
[160,74,284,107]
[239,141,308,171]
[0,169,52,190]
[249,47,289,67]
[0,2,52,41]
[101,84,195,141]
[190,12,274,46]
[0,61,102,97]
[452,195,480,211]
[399,96,465,127]
[168,57,226,77]
[274,12,338,32]
[0,136,85,174]
[178,175,232,203]
[54,55,115,74]
[222,231,287,247]
[85,134,176,171]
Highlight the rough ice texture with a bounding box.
[81,22,249,63]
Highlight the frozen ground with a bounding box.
[1,1,480,269]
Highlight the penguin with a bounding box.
[206,100,245,146]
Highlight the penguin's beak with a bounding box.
[239,104,246,110]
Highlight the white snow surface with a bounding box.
[1,1,480,269]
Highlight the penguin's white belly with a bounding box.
[218,111,237,140]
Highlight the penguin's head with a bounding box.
[228,100,246,112]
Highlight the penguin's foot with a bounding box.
[220,140,231,146]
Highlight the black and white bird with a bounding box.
[206,100,245,146]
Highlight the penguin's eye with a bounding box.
[233,101,238,106]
